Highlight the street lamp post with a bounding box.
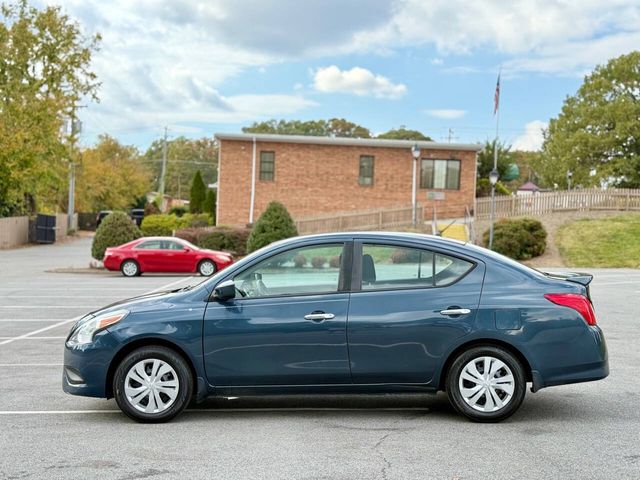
[567,170,573,191]
[488,168,499,250]
[411,144,421,227]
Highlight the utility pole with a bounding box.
[158,127,168,210]
[67,118,81,231]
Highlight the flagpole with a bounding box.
[489,68,501,251]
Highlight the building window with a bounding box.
[359,155,374,186]
[259,151,275,181]
[420,159,460,190]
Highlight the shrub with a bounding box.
[390,248,421,264]
[476,179,511,197]
[144,201,160,216]
[483,217,547,260]
[141,214,179,236]
[311,256,326,269]
[329,255,341,268]
[178,213,211,229]
[246,201,298,253]
[91,211,141,260]
[169,206,188,217]
[293,254,307,268]
[175,226,251,256]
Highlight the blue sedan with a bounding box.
[63,232,608,423]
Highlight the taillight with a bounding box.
[544,293,597,326]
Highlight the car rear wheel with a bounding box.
[121,260,140,277]
[113,346,193,423]
[197,259,216,276]
[446,346,526,423]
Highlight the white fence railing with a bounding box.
[475,188,640,220]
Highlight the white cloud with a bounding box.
[351,0,640,75]
[425,109,467,119]
[313,66,407,99]
[513,120,548,151]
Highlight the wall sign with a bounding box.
[427,191,445,201]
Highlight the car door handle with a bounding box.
[304,312,335,321]
[440,308,471,316]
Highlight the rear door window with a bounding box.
[360,244,473,290]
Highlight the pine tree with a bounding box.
[204,189,216,223]
[189,170,206,213]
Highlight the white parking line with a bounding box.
[0,363,62,366]
[0,336,66,340]
[0,319,69,322]
[0,306,97,309]
[0,317,81,346]
[0,278,195,347]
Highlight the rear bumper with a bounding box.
[103,255,120,271]
[531,325,608,392]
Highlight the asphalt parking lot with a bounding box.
[1,237,639,479]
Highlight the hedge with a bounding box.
[140,213,212,236]
[483,217,547,260]
[175,226,251,256]
[140,214,180,236]
[91,211,141,260]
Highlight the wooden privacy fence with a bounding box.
[475,188,640,220]
[295,204,471,235]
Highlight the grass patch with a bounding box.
[556,213,640,268]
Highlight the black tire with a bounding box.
[113,346,193,423]
[120,259,140,277]
[197,259,217,276]
[446,345,526,423]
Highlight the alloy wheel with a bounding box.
[199,260,215,276]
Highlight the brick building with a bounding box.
[214,133,481,226]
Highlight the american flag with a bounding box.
[493,72,501,115]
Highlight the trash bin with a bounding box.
[36,214,56,244]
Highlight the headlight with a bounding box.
[66,309,129,346]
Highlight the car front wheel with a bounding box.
[197,259,216,276]
[446,345,526,423]
[113,346,193,423]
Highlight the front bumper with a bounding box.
[62,330,119,399]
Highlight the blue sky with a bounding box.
[48,0,640,151]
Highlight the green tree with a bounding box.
[75,135,151,212]
[243,118,371,138]
[204,189,217,223]
[247,201,298,252]
[475,140,516,196]
[144,136,217,199]
[377,128,432,141]
[0,0,100,216]
[189,170,206,213]
[541,51,640,188]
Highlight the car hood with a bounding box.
[89,287,196,316]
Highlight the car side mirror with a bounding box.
[183,246,191,252]
[211,280,236,301]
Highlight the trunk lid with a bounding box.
[540,270,594,299]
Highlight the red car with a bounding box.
[103,237,234,277]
